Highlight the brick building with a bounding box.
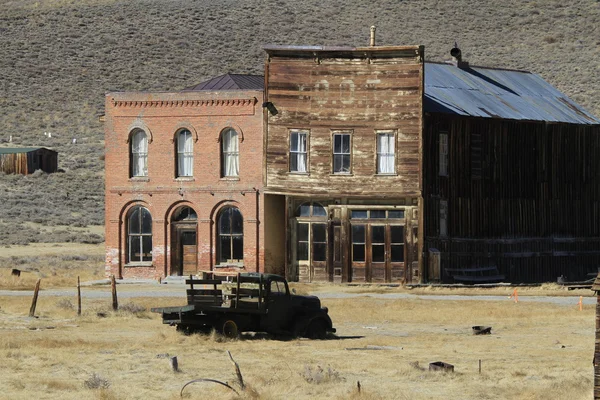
[104,74,285,279]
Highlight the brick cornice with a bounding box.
[112,98,257,108]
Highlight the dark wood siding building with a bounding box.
[423,61,600,283]
[264,45,425,283]
[0,147,58,174]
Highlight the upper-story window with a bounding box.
[290,130,308,173]
[332,131,351,174]
[439,132,449,177]
[376,131,395,174]
[130,129,148,177]
[176,129,193,177]
[221,128,239,177]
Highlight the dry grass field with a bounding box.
[0,245,595,399]
[1,0,599,244]
[0,288,594,400]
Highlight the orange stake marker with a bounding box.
[508,288,518,303]
[578,296,583,311]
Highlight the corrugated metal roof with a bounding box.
[424,62,600,125]
[0,147,49,154]
[183,74,264,91]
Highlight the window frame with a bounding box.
[332,130,352,175]
[439,131,449,177]
[175,129,194,178]
[289,129,309,174]
[129,129,148,178]
[126,206,152,264]
[376,130,396,175]
[217,207,244,265]
[221,128,240,178]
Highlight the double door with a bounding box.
[350,223,405,282]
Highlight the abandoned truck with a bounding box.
[151,273,335,339]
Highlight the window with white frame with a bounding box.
[439,132,449,176]
[176,129,193,177]
[376,131,395,174]
[333,131,351,174]
[290,130,308,173]
[130,129,148,177]
[221,128,239,177]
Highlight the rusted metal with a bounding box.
[429,361,454,372]
[472,325,492,335]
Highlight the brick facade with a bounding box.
[104,89,265,279]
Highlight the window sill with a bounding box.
[174,177,195,182]
[329,173,353,176]
[288,171,309,176]
[375,173,398,177]
[129,177,150,182]
[215,264,245,269]
[220,177,240,181]
[124,262,153,268]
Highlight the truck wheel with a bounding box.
[305,318,327,340]
[220,319,239,339]
[176,324,193,335]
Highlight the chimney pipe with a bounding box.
[370,26,376,47]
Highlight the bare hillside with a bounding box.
[0,0,598,244]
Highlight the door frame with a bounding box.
[171,222,197,276]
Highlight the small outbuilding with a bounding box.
[0,147,58,174]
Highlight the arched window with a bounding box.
[127,206,152,263]
[218,207,243,263]
[296,202,327,217]
[130,130,148,177]
[176,129,193,177]
[221,128,239,177]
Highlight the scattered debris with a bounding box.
[180,350,245,397]
[84,373,110,390]
[472,325,492,335]
[429,361,454,372]
[409,361,425,370]
[345,345,402,351]
[362,326,378,330]
[170,356,179,372]
[301,364,344,384]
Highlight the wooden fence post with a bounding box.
[29,279,41,317]
[77,276,82,316]
[111,275,118,311]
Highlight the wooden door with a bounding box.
[369,225,386,282]
[181,231,197,275]
[388,225,405,282]
[350,223,367,282]
[310,223,328,282]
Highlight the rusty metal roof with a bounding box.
[425,62,600,125]
[592,274,600,292]
[183,74,264,91]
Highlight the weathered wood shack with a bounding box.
[423,59,600,283]
[0,147,57,174]
[263,44,425,284]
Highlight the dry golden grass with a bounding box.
[0,290,594,399]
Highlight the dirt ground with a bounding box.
[0,285,594,399]
[0,244,595,399]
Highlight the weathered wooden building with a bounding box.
[263,45,425,284]
[0,147,57,174]
[423,58,600,283]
